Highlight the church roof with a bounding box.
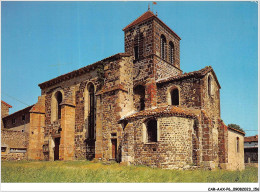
[228,126,245,136]
[2,105,34,120]
[39,53,131,89]
[121,105,201,122]
[123,10,181,40]
[156,66,221,88]
[1,100,12,108]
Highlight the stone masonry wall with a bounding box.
[100,56,133,161]
[157,77,202,109]
[1,130,28,160]
[3,106,32,131]
[153,19,180,69]
[201,73,221,164]
[123,116,195,169]
[124,19,154,58]
[1,102,10,129]
[155,55,182,81]
[42,68,100,160]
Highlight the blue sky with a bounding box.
[1,1,258,136]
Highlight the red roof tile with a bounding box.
[123,11,181,40]
[244,135,258,142]
[228,126,245,135]
[1,100,12,108]
[121,105,201,122]
[156,66,221,88]
[123,10,155,31]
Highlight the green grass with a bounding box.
[1,160,258,183]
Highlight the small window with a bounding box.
[147,119,157,142]
[171,88,179,106]
[22,114,25,121]
[10,148,27,153]
[12,118,16,124]
[1,147,7,152]
[237,137,240,153]
[134,46,139,60]
[208,75,212,96]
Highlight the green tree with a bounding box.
[228,124,244,132]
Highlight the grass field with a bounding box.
[1,160,258,183]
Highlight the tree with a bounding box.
[228,124,244,132]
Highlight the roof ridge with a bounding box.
[123,10,155,31]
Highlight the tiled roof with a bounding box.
[156,66,221,88]
[123,10,155,30]
[121,105,201,122]
[1,100,12,108]
[123,10,181,40]
[228,126,245,135]
[96,84,128,95]
[38,53,131,89]
[2,105,34,120]
[244,135,258,142]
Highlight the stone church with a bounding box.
[2,10,245,170]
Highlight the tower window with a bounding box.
[134,46,139,60]
[12,118,16,124]
[22,114,25,121]
[160,35,166,60]
[169,41,174,64]
[171,88,179,106]
[147,119,157,142]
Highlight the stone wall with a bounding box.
[122,116,196,169]
[124,19,154,58]
[2,105,32,132]
[42,68,100,160]
[1,101,11,128]
[98,55,134,161]
[1,129,28,160]
[157,77,202,108]
[227,129,245,170]
[153,19,180,69]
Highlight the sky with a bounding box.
[1,1,258,136]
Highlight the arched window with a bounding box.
[169,41,174,64]
[171,88,179,106]
[147,119,157,142]
[134,85,145,111]
[56,91,63,120]
[208,75,212,96]
[88,83,95,140]
[160,35,166,60]
[237,137,240,153]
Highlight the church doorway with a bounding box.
[54,137,60,161]
[111,139,117,160]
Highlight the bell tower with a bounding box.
[123,10,181,70]
[123,10,182,109]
